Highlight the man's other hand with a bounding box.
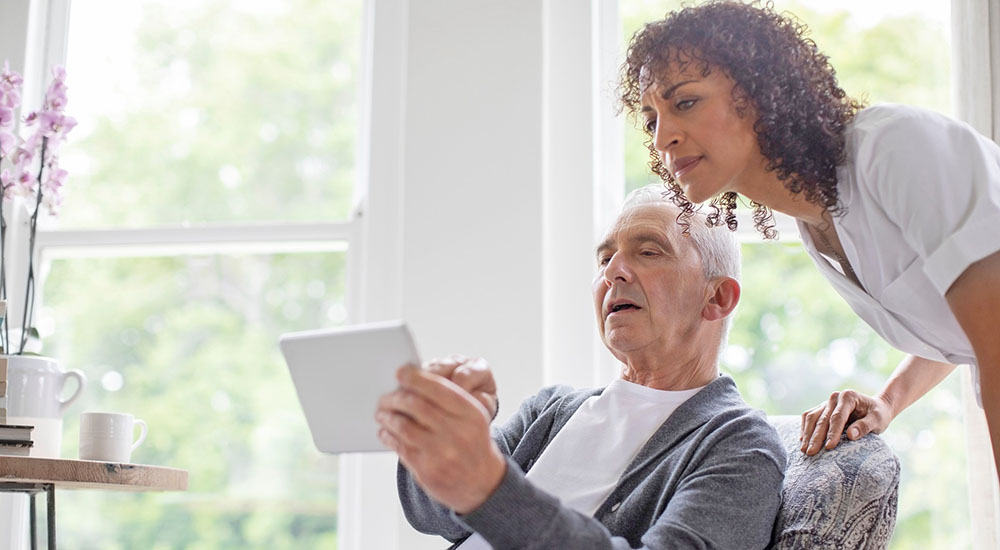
[375,366,507,514]
[423,355,499,420]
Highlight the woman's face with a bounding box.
[639,62,764,204]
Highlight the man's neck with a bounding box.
[619,355,718,391]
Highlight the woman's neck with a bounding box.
[735,168,830,227]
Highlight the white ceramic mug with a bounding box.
[78,412,147,463]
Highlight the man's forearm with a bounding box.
[876,354,955,420]
[397,461,472,542]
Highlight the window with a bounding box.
[59,0,361,227]
[21,0,364,546]
[620,1,966,548]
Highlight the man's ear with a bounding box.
[702,277,740,321]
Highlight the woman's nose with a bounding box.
[653,117,681,153]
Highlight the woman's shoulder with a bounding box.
[846,103,983,171]
[850,103,958,142]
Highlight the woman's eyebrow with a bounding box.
[660,80,696,99]
[640,80,698,113]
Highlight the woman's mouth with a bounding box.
[671,156,702,179]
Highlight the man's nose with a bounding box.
[603,254,633,286]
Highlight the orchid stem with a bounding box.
[18,136,45,355]
[0,204,7,355]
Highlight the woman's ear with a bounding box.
[703,276,740,321]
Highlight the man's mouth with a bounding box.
[607,300,641,317]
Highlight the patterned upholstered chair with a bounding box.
[767,415,901,550]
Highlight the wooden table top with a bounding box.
[0,456,187,492]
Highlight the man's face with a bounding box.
[592,203,709,359]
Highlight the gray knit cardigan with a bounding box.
[397,375,787,549]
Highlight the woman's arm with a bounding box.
[800,355,954,455]
[945,250,1000,481]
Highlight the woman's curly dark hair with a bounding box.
[619,0,865,238]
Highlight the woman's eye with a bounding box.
[676,98,697,111]
[643,118,656,133]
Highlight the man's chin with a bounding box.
[604,331,648,355]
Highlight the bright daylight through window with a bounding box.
[26,0,362,547]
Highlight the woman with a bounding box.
[618,0,1000,478]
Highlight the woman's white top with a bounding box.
[457,378,704,549]
[797,103,1000,401]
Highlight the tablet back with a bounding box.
[279,320,420,453]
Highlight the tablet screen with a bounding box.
[280,320,420,453]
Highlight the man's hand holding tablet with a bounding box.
[375,357,506,515]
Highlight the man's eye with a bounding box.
[641,250,658,257]
[643,118,656,133]
[676,98,697,111]
[598,256,611,266]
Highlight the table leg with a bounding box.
[30,492,37,550]
[46,484,55,550]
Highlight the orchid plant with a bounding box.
[0,62,76,354]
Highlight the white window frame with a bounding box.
[2,0,367,546]
[0,0,363,327]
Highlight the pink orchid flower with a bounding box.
[42,191,62,215]
[0,131,14,157]
[1,62,24,90]
[12,141,36,166]
[44,83,68,110]
[0,169,16,200]
[43,166,67,190]
[0,90,19,110]
[50,65,66,83]
[39,111,76,136]
[0,106,14,127]
[15,167,34,194]
[21,132,40,154]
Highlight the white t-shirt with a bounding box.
[797,103,1000,401]
[458,378,705,550]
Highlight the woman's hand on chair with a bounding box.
[800,389,894,455]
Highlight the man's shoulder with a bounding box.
[683,376,787,467]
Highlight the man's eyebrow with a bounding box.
[595,231,673,257]
[595,239,614,257]
[630,231,673,250]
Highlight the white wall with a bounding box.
[344,1,622,548]
[400,0,547,418]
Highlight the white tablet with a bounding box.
[279,320,421,454]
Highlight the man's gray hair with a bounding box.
[621,184,742,347]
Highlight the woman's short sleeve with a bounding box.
[855,105,1000,296]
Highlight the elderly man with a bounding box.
[375,185,786,549]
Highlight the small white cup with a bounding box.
[79,412,147,463]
